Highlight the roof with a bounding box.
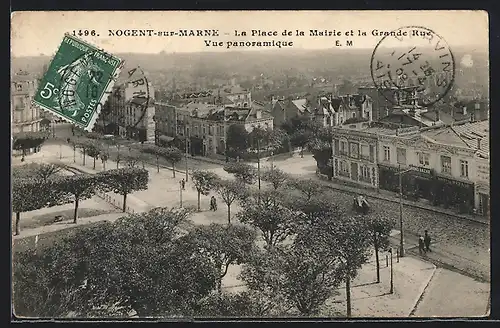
[246,106,273,122]
[178,103,224,119]
[451,120,489,159]
[12,71,36,82]
[291,99,309,113]
[421,127,470,148]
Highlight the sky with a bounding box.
[11,11,488,57]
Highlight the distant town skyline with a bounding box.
[11,11,488,57]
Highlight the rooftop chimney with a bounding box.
[256,109,262,119]
[462,106,467,115]
[477,138,481,150]
[436,110,440,122]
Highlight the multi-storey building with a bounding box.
[11,70,42,134]
[330,119,489,215]
[271,93,373,128]
[154,101,273,156]
[331,122,379,188]
[97,79,156,142]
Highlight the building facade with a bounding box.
[11,71,42,134]
[97,80,156,142]
[154,101,273,157]
[331,123,379,188]
[327,120,489,215]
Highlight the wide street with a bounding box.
[13,125,491,317]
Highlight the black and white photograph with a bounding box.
[10,10,490,319]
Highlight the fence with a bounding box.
[96,190,135,215]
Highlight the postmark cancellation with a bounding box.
[32,34,122,131]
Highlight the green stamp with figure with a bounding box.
[32,34,122,131]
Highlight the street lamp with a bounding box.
[389,248,394,294]
[179,180,183,208]
[396,164,412,257]
[184,125,189,182]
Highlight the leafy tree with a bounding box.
[98,168,149,213]
[12,178,54,235]
[13,131,48,161]
[191,170,220,211]
[196,290,279,317]
[164,147,183,178]
[84,141,101,170]
[141,144,166,173]
[286,178,325,201]
[237,190,296,249]
[261,168,290,190]
[226,124,249,153]
[34,163,63,182]
[295,214,372,317]
[100,148,110,171]
[12,163,61,182]
[53,174,99,224]
[290,129,313,157]
[215,180,249,224]
[123,153,142,168]
[179,223,257,292]
[280,244,343,316]
[13,208,219,318]
[366,213,395,283]
[223,162,257,185]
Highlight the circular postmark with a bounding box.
[370,26,455,107]
[110,66,151,132]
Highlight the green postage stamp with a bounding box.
[32,34,122,131]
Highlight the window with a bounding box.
[396,148,407,165]
[340,140,348,155]
[334,139,340,155]
[418,152,430,166]
[202,126,207,135]
[339,160,349,177]
[360,144,370,160]
[441,156,451,174]
[350,142,359,159]
[460,160,469,178]
[369,145,375,162]
[352,112,356,118]
[16,83,22,91]
[383,146,391,162]
[360,165,371,182]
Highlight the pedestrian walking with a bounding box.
[210,196,217,211]
[181,178,185,190]
[209,196,215,211]
[424,230,432,252]
[418,235,426,255]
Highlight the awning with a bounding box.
[159,135,175,142]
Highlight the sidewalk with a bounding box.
[219,249,436,317]
[315,174,488,225]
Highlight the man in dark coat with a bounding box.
[424,230,432,252]
[418,235,426,255]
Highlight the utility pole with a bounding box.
[257,138,261,190]
[389,248,394,294]
[184,127,189,182]
[397,164,412,257]
[179,180,183,208]
[331,136,335,180]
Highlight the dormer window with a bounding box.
[16,84,22,91]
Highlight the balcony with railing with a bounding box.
[338,170,350,178]
[359,175,371,183]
